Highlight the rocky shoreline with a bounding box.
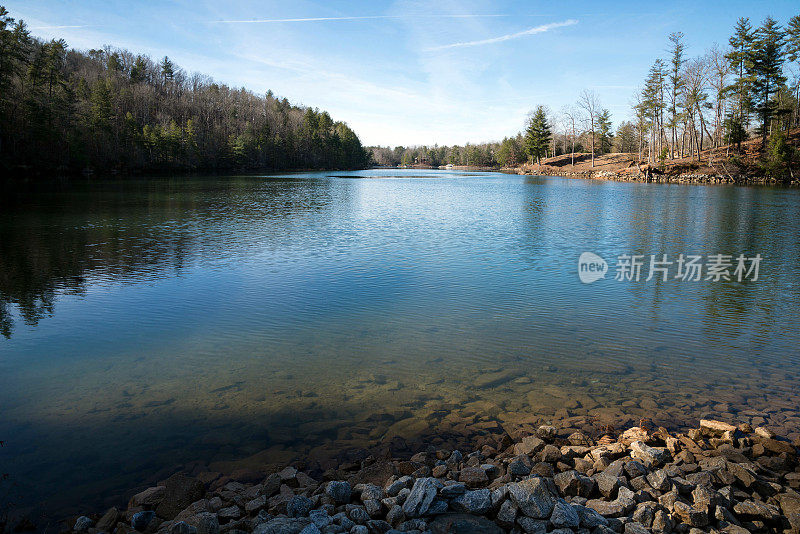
[514,166,798,186]
[58,418,800,534]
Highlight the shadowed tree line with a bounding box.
[0,7,370,177]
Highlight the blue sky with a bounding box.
[4,0,799,146]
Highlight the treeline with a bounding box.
[373,12,800,179]
[633,15,800,168]
[368,100,614,169]
[525,13,800,176]
[0,6,370,176]
[370,143,505,168]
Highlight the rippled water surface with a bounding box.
[1,169,800,515]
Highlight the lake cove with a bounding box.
[1,169,799,521]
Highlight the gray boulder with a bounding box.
[507,478,555,519]
[402,478,440,518]
[450,489,491,515]
[549,500,579,529]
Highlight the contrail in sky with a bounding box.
[426,19,578,50]
[210,15,513,23]
[29,25,89,29]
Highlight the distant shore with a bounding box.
[376,159,797,186]
[513,163,793,186]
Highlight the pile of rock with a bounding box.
[68,419,800,534]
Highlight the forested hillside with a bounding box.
[0,7,370,176]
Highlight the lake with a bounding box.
[1,169,800,517]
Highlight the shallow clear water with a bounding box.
[1,169,800,515]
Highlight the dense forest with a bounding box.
[372,13,800,179]
[0,6,370,176]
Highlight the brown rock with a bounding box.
[96,508,119,532]
[347,461,396,487]
[459,466,489,487]
[754,427,775,439]
[585,499,627,517]
[673,501,709,527]
[760,438,795,454]
[776,492,800,518]
[568,432,592,447]
[432,465,448,478]
[262,473,281,497]
[732,500,780,522]
[700,419,737,435]
[396,461,424,476]
[129,486,165,509]
[619,427,650,446]
[539,445,561,463]
[514,436,545,456]
[156,474,205,520]
[726,461,757,487]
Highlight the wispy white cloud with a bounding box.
[29,25,89,30]
[210,14,511,24]
[426,19,578,51]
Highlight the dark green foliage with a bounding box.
[667,32,685,157]
[597,109,613,154]
[495,135,527,167]
[725,17,756,133]
[614,121,637,153]
[524,106,552,164]
[723,114,748,146]
[750,17,787,149]
[0,7,369,176]
[639,59,666,162]
[762,130,794,179]
[370,142,498,167]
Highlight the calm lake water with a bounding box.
[2,169,800,516]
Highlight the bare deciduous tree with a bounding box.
[577,90,600,167]
[561,105,578,166]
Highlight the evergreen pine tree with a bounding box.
[725,17,755,148]
[750,17,786,149]
[524,106,552,165]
